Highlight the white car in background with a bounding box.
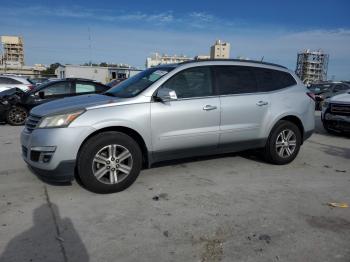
[0,75,35,92]
[321,91,350,134]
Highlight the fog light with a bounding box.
[42,154,52,163]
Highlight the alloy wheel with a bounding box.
[275,129,297,158]
[8,107,27,125]
[92,144,133,184]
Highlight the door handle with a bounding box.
[256,101,268,106]
[203,105,217,111]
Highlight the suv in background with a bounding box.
[308,82,350,110]
[0,75,35,92]
[321,91,350,134]
[4,78,110,125]
[21,60,315,193]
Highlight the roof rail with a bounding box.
[179,59,287,69]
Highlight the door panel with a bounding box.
[219,94,269,144]
[214,65,269,146]
[151,97,220,152]
[150,66,220,154]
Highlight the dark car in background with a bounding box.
[308,82,350,110]
[2,78,110,125]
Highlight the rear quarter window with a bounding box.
[253,68,296,92]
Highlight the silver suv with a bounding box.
[21,60,315,193]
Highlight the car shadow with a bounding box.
[0,203,89,261]
[151,149,265,169]
[27,165,73,187]
[307,140,350,160]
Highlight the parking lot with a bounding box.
[0,111,349,262]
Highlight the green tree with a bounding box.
[42,63,61,76]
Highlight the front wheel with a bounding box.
[264,120,301,165]
[77,131,142,194]
[6,106,28,126]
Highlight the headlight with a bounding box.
[38,110,85,128]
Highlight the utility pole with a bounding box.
[88,27,92,66]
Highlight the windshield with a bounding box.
[105,67,174,98]
[309,84,331,92]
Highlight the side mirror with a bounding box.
[38,91,45,99]
[155,88,177,102]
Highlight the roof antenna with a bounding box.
[261,56,264,62]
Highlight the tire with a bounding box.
[77,131,142,194]
[264,120,301,165]
[6,106,28,126]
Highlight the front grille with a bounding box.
[25,114,41,133]
[330,103,350,115]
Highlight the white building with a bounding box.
[0,63,46,77]
[0,35,24,66]
[55,65,141,84]
[146,53,192,68]
[210,40,231,59]
[295,49,329,84]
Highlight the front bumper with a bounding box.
[21,126,96,181]
[321,110,350,132]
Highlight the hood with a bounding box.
[329,92,350,104]
[30,94,122,116]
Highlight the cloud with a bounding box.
[1,5,349,79]
[189,12,214,22]
[0,5,220,28]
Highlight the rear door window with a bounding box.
[39,82,73,97]
[215,66,257,95]
[75,82,96,94]
[253,68,296,92]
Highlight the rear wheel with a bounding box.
[6,106,28,126]
[77,131,142,194]
[264,120,301,165]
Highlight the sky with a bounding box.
[1,0,350,79]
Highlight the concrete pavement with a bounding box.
[0,112,349,262]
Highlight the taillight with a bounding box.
[307,92,316,101]
[28,85,35,90]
